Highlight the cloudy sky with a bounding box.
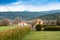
[0,0,60,12]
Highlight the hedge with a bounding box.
[42,25,60,31]
[0,26,31,40]
[44,28,60,31]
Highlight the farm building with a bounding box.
[18,21,29,26]
[28,18,44,25]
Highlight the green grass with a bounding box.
[0,26,17,31]
[23,31,60,40]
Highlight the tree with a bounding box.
[13,17,21,24]
[57,18,60,25]
[2,18,10,26]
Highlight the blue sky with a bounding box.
[0,0,60,12]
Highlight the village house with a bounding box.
[18,21,29,26]
[28,18,44,30]
[29,18,44,25]
[29,18,57,26]
[28,18,58,30]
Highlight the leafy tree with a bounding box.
[57,18,60,25]
[2,18,10,26]
[13,17,21,24]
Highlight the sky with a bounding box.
[0,0,60,12]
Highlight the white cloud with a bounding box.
[0,6,9,12]
[0,2,60,12]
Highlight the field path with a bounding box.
[22,31,60,40]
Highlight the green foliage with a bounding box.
[42,25,60,31]
[35,24,42,31]
[0,26,30,40]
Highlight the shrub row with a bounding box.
[35,24,60,31]
[0,26,31,40]
[44,25,60,31]
[44,28,60,31]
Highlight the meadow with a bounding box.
[0,26,16,31]
[23,31,60,40]
[0,26,30,40]
[0,26,60,40]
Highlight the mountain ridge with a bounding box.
[37,13,60,20]
[0,9,60,20]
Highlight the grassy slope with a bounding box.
[23,31,60,40]
[0,26,17,31]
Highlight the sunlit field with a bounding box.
[0,26,30,40]
[23,31,60,40]
[0,26,18,31]
[0,25,60,40]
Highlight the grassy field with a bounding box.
[0,25,30,40]
[0,26,17,31]
[22,31,60,40]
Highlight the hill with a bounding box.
[38,13,60,20]
[0,10,60,20]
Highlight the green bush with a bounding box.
[44,25,60,31]
[35,24,42,31]
[0,26,30,40]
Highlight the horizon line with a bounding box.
[0,9,60,12]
